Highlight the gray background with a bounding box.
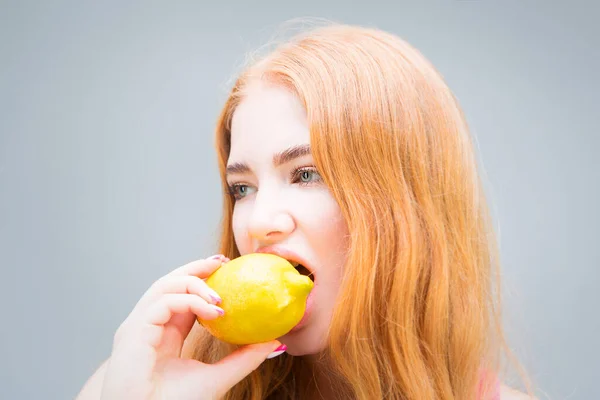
[1,1,598,399]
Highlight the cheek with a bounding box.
[231,203,250,254]
[298,190,349,269]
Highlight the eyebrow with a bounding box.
[226,144,311,177]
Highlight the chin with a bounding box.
[279,326,327,356]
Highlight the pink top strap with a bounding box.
[477,370,501,400]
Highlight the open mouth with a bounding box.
[288,261,314,282]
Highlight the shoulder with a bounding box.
[500,384,537,400]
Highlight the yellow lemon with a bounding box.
[199,253,313,345]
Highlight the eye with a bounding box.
[292,167,322,185]
[228,183,256,200]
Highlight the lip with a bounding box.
[255,245,316,282]
[287,288,313,332]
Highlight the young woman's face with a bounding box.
[226,82,349,355]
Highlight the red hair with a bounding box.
[189,23,531,399]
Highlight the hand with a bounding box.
[100,255,283,400]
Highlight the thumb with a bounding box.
[208,340,286,392]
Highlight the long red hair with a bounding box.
[189,23,530,400]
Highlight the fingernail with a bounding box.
[210,305,225,316]
[208,254,230,263]
[266,344,287,359]
[208,289,222,304]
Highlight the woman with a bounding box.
[77,24,534,399]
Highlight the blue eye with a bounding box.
[294,167,322,185]
[228,184,255,200]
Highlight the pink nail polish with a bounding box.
[267,344,287,359]
[208,254,224,260]
[211,305,225,316]
[209,292,222,305]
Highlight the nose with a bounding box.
[247,188,295,244]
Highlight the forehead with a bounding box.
[229,83,310,161]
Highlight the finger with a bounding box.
[207,341,285,393]
[171,255,230,279]
[133,256,227,311]
[145,294,224,326]
[144,275,222,306]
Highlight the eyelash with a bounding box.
[227,166,322,200]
